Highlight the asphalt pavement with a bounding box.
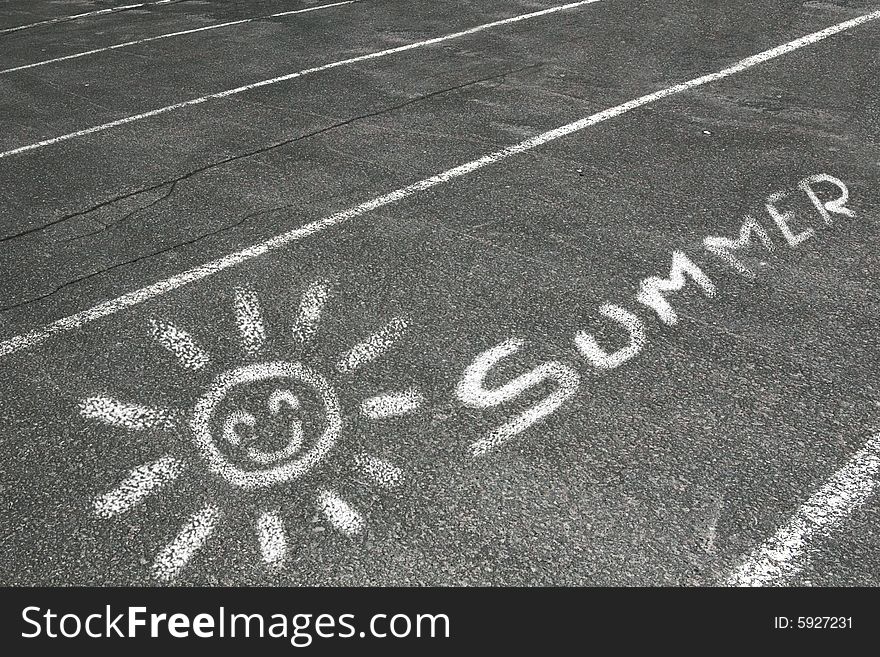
[1,0,879,585]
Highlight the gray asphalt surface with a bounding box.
[1,0,879,586]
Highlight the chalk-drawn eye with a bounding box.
[221,410,255,447]
[80,279,424,582]
[244,389,304,466]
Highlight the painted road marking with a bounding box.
[0,1,360,76]
[2,10,879,360]
[85,278,415,579]
[0,0,179,36]
[727,433,880,586]
[0,0,605,160]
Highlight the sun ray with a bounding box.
[335,317,408,374]
[80,396,180,431]
[292,278,332,346]
[353,454,403,489]
[360,388,424,419]
[316,489,364,536]
[233,286,266,356]
[257,510,288,568]
[149,318,210,371]
[153,504,221,583]
[94,456,185,518]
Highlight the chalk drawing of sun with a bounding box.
[78,278,423,582]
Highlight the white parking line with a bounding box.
[0,0,178,35]
[1,9,878,359]
[727,433,880,586]
[0,1,360,76]
[0,0,605,160]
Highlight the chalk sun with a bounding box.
[80,278,422,582]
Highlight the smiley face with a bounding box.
[190,361,341,489]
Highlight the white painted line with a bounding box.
[317,489,364,536]
[257,510,288,568]
[292,277,332,346]
[233,286,266,356]
[336,317,408,374]
[727,433,880,587]
[79,395,179,431]
[2,10,878,360]
[149,318,210,370]
[354,454,402,489]
[360,388,424,419]
[94,455,185,518]
[153,503,221,582]
[0,0,176,35]
[0,0,604,160]
[0,1,359,75]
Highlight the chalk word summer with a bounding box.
[456,173,857,456]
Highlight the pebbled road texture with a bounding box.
[0,0,879,585]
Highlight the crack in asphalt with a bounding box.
[0,63,543,246]
[56,181,179,243]
[0,203,271,314]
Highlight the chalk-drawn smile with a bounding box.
[191,362,341,489]
[221,388,304,466]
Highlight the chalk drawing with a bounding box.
[93,456,185,519]
[575,304,647,369]
[80,396,179,431]
[83,279,422,580]
[766,192,815,248]
[257,511,288,569]
[153,504,222,583]
[292,278,332,346]
[336,317,409,374]
[454,174,857,456]
[149,319,210,371]
[360,389,425,419]
[317,489,365,536]
[233,286,266,357]
[704,215,775,280]
[798,173,855,225]
[457,339,580,456]
[636,251,717,326]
